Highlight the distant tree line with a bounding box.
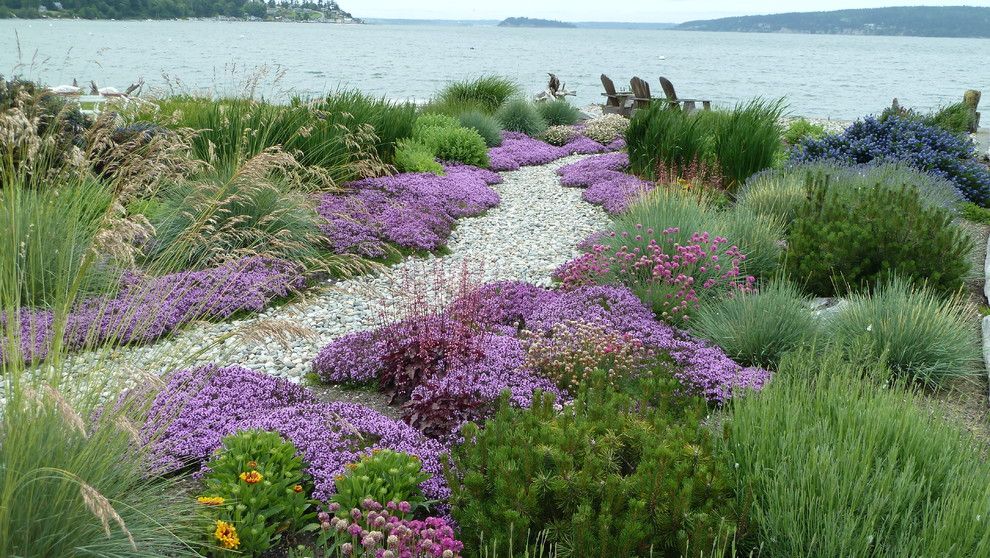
[676,6,990,39]
[0,0,351,20]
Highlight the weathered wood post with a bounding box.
[964,89,981,132]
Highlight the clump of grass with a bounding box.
[496,99,548,137]
[691,279,818,368]
[416,125,490,168]
[536,99,582,126]
[626,99,784,193]
[146,153,329,272]
[435,76,521,115]
[826,278,979,385]
[727,347,990,556]
[458,110,503,147]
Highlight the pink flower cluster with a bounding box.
[318,499,463,558]
[556,153,655,214]
[555,228,756,326]
[488,131,622,172]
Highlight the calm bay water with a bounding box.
[2,19,989,119]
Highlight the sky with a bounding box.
[349,1,990,23]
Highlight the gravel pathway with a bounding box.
[75,155,610,382]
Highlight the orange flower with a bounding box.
[293,484,303,493]
[214,520,240,549]
[197,496,225,506]
[239,470,264,484]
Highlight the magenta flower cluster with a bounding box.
[317,164,502,257]
[318,500,463,558]
[557,153,655,214]
[554,228,756,325]
[488,131,622,172]
[2,257,304,363]
[140,365,449,504]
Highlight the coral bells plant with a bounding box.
[315,499,463,558]
[520,319,656,392]
[555,228,755,325]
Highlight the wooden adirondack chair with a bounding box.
[600,74,633,116]
[658,76,711,113]
[629,77,656,112]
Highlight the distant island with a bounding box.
[0,0,362,22]
[499,17,576,29]
[676,6,990,38]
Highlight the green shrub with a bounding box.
[496,99,548,137]
[147,168,327,272]
[786,180,972,296]
[930,102,978,135]
[199,430,313,556]
[416,125,490,168]
[413,113,460,135]
[727,348,990,556]
[329,449,432,513]
[539,125,578,146]
[739,162,964,229]
[458,110,503,147]
[627,100,783,192]
[781,118,827,145]
[435,76,521,115]
[395,138,444,175]
[311,90,418,163]
[446,374,738,557]
[827,278,979,385]
[536,99,582,126]
[691,279,817,368]
[613,188,784,281]
[583,114,629,144]
[960,201,990,224]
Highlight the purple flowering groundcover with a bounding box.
[2,257,305,363]
[316,164,501,258]
[557,152,655,214]
[488,131,622,172]
[312,281,768,438]
[140,364,450,504]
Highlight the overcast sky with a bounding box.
[350,1,990,23]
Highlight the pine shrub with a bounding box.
[785,180,972,296]
[446,374,739,557]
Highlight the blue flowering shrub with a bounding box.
[792,116,990,206]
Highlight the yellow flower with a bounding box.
[197,496,225,506]
[293,484,304,493]
[239,470,264,484]
[214,520,240,550]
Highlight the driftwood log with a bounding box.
[534,73,575,102]
[964,89,981,132]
